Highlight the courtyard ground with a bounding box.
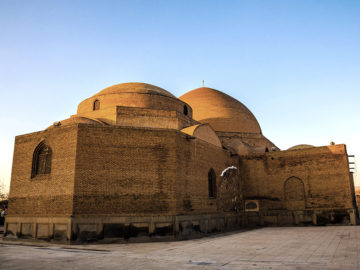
[0,226,359,270]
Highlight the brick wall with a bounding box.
[73,125,178,216]
[8,125,78,217]
[240,144,354,211]
[175,132,239,215]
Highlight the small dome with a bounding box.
[288,144,315,151]
[61,117,106,126]
[77,82,189,116]
[225,138,252,155]
[47,117,106,129]
[179,87,261,134]
[181,124,222,147]
[95,82,175,98]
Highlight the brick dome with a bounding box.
[288,144,314,150]
[179,87,261,134]
[77,82,190,116]
[96,82,175,98]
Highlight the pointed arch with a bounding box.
[31,142,52,178]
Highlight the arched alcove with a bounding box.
[284,177,305,210]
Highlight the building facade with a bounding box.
[4,83,358,243]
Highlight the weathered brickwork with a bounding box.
[240,144,357,225]
[175,132,239,215]
[73,125,178,216]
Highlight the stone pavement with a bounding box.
[0,226,359,270]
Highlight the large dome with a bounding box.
[179,87,261,134]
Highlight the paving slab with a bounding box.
[0,226,359,270]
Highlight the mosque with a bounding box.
[4,82,358,242]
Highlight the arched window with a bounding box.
[93,100,100,111]
[208,168,216,198]
[183,105,188,116]
[31,142,52,178]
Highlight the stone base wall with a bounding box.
[3,213,242,243]
[244,208,357,227]
[4,209,357,244]
[4,217,72,242]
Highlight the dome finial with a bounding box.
[202,80,205,87]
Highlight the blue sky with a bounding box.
[1,0,360,190]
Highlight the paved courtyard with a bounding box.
[0,226,359,270]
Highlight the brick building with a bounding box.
[4,82,358,243]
